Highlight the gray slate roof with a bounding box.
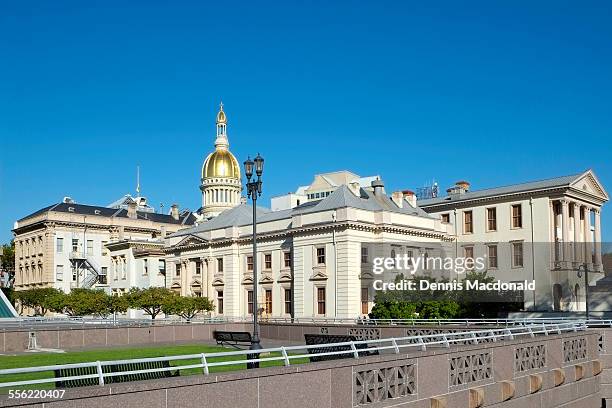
[171,185,433,237]
[16,202,196,226]
[417,172,584,207]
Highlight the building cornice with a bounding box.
[165,220,452,254]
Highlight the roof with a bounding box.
[16,202,196,226]
[171,184,433,237]
[417,172,584,207]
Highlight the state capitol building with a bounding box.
[12,105,609,318]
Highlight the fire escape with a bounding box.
[69,251,106,288]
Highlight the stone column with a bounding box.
[594,209,602,271]
[549,200,556,264]
[583,207,593,267]
[573,203,581,264]
[561,200,570,264]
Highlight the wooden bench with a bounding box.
[55,360,179,388]
[304,334,379,362]
[213,330,253,349]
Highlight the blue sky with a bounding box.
[1,1,611,241]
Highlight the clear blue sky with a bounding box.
[1,1,611,241]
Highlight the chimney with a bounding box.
[160,226,167,238]
[170,204,179,221]
[348,181,361,197]
[391,191,404,208]
[127,201,137,219]
[402,190,416,207]
[371,179,385,198]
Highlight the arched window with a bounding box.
[553,284,563,311]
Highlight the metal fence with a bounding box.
[0,321,587,389]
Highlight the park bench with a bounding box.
[213,330,253,349]
[54,360,179,388]
[304,334,379,362]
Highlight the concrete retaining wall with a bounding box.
[0,323,249,352]
[0,331,601,408]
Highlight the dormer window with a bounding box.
[68,207,75,212]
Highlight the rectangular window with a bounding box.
[463,211,473,234]
[317,287,326,315]
[284,288,292,314]
[101,241,108,256]
[246,256,254,271]
[361,287,369,314]
[265,289,272,314]
[101,266,108,276]
[316,247,326,265]
[56,265,64,281]
[56,238,64,253]
[441,213,450,223]
[195,261,202,275]
[361,247,368,263]
[488,245,498,268]
[176,264,181,277]
[264,254,272,270]
[486,208,497,231]
[512,204,523,228]
[283,252,292,268]
[217,257,224,273]
[72,266,77,282]
[159,260,166,275]
[217,291,224,314]
[247,290,254,314]
[86,240,94,255]
[121,258,126,279]
[143,259,148,275]
[464,246,474,259]
[512,242,524,267]
[72,239,79,253]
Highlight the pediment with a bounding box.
[310,270,328,281]
[212,278,224,286]
[278,273,293,283]
[359,272,375,280]
[570,170,609,201]
[242,276,254,285]
[174,234,208,248]
[259,275,275,284]
[190,279,202,286]
[170,282,181,289]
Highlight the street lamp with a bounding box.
[577,263,590,320]
[244,153,264,368]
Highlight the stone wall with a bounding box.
[0,323,249,353]
[0,331,601,408]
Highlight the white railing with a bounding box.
[3,315,612,329]
[0,321,587,389]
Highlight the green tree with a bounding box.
[105,294,129,317]
[0,240,15,272]
[14,287,65,316]
[162,296,214,320]
[61,289,108,316]
[127,287,175,319]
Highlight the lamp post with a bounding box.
[577,263,590,320]
[244,154,264,368]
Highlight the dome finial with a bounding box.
[216,100,227,124]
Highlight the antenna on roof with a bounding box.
[136,165,141,196]
[160,202,164,214]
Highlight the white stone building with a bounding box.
[417,170,608,312]
[164,180,449,318]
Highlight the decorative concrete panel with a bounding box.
[563,337,587,363]
[354,363,416,406]
[347,328,381,341]
[449,352,492,387]
[514,344,546,373]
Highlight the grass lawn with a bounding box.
[0,343,309,392]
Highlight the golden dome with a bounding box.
[202,149,240,179]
